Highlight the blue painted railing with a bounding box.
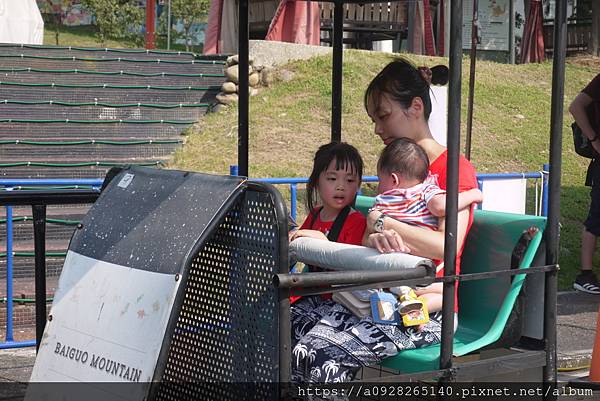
[0,169,547,349]
[0,180,102,350]
[230,166,549,221]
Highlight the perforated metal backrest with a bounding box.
[154,186,286,401]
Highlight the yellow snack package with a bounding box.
[400,296,430,327]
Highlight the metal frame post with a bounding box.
[331,0,344,142]
[508,0,515,64]
[439,0,463,373]
[167,0,172,50]
[238,0,250,176]
[32,205,47,351]
[465,0,478,160]
[5,205,14,343]
[290,184,297,222]
[145,0,157,49]
[543,0,567,396]
[542,163,549,217]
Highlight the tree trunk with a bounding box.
[52,6,61,45]
[185,23,192,51]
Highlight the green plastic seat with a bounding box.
[354,195,546,373]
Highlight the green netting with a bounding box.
[0,297,53,303]
[0,185,96,190]
[0,251,67,257]
[2,100,209,109]
[0,139,183,145]
[0,118,194,124]
[0,67,224,78]
[0,161,163,167]
[2,68,222,79]
[0,67,225,78]
[0,44,201,57]
[0,216,80,225]
[0,54,223,64]
[0,81,220,91]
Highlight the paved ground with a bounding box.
[2,291,600,399]
[557,291,600,372]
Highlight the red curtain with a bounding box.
[203,0,224,54]
[422,0,436,56]
[265,0,320,45]
[520,0,545,63]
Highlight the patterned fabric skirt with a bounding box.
[290,296,446,383]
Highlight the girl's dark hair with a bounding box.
[377,138,429,183]
[364,58,448,120]
[306,142,363,212]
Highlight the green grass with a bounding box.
[38,26,600,290]
[170,50,600,291]
[43,24,133,48]
[43,23,189,51]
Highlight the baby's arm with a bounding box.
[414,283,443,312]
[428,188,483,217]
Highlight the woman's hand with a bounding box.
[367,230,411,254]
[290,229,328,242]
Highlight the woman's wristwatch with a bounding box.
[374,213,387,233]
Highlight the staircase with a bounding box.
[0,44,227,334]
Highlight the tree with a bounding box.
[40,0,74,45]
[159,0,210,52]
[80,0,145,46]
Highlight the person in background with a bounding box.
[570,73,600,294]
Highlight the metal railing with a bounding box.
[0,180,101,350]
[231,165,549,221]
[0,169,548,349]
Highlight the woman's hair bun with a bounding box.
[430,65,449,86]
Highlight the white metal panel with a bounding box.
[481,178,527,214]
[28,250,181,399]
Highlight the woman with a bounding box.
[292,58,478,383]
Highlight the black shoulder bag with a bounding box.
[572,122,599,159]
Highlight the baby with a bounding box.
[371,137,483,318]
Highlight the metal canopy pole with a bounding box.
[544,0,567,396]
[167,0,172,50]
[439,0,462,372]
[145,0,156,49]
[465,0,478,160]
[508,0,515,64]
[238,0,250,176]
[331,0,344,142]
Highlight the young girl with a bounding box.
[289,142,366,356]
[290,142,365,246]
